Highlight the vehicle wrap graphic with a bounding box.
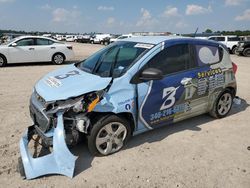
[139,65,226,128]
[140,71,189,128]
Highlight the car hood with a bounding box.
[0,44,8,48]
[35,64,112,102]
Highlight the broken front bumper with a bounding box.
[19,111,77,179]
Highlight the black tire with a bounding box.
[52,53,65,65]
[0,54,7,67]
[232,46,237,55]
[87,115,131,156]
[243,48,250,57]
[209,89,233,118]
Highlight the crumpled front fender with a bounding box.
[19,111,77,179]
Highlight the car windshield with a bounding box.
[77,41,153,78]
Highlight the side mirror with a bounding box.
[140,68,163,81]
[10,43,17,47]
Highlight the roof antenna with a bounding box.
[194,27,199,38]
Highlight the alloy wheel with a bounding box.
[217,93,232,116]
[54,54,64,64]
[95,122,127,155]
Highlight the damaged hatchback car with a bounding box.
[19,36,237,179]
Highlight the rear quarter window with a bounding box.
[195,45,223,66]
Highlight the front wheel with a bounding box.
[0,55,7,67]
[243,48,250,57]
[52,53,65,65]
[87,115,131,156]
[209,90,233,118]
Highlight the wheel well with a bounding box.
[226,87,236,97]
[89,112,135,134]
[0,53,7,62]
[52,52,65,61]
[232,45,237,49]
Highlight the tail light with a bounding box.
[232,62,237,74]
[67,46,73,50]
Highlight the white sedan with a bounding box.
[0,36,74,67]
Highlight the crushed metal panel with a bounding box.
[19,112,77,179]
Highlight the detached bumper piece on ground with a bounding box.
[19,112,77,179]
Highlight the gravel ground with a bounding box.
[0,42,249,188]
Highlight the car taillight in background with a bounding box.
[67,46,73,50]
[232,62,237,74]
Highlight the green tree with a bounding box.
[205,29,213,33]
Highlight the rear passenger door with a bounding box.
[34,38,55,62]
[137,43,222,130]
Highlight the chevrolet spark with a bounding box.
[19,36,237,179]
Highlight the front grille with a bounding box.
[30,92,51,132]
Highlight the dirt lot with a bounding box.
[0,42,249,188]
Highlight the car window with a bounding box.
[209,37,216,41]
[36,38,54,45]
[228,37,240,41]
[96,45,146,77]
[195,45,222,65]
[78,41,151,77]
[16,38,35,46]
[118,36,128,39]
[146,44,196,76]
[216,37,225,41]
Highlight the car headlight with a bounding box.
[47,92,101,114]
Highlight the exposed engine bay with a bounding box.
[30,89,104,147]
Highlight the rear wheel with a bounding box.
[0,54,7,67]
[243,48,250,57]
[87,115,131,156]
[52,53,65,65]
[209,89,233,118]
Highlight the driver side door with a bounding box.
[136,43,207,131]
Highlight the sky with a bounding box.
[0,0,249,34]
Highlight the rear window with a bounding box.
[195,45,223,66]
[36,38,54,45]
[228,37,240,41]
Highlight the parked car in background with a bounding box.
[66,35,77,42]
[19,36,237,179]
[100,37,111,45]
[235,40,250,57]
[208,35,240,54]
[0,36,74,67]
[90,34,111,44]
[110,34,134,43]
[76,35,91,43]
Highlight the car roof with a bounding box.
[15,35,55,41]
[122,35,220,46]
[208,35,238,38]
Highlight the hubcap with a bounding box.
[54,54,64,64]
[217,93,232,116]
[96,122,127,155]
[0,57,4,66]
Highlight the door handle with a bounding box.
[51,47,56,49]
[29,48,35,50]
[181,77,192,85]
